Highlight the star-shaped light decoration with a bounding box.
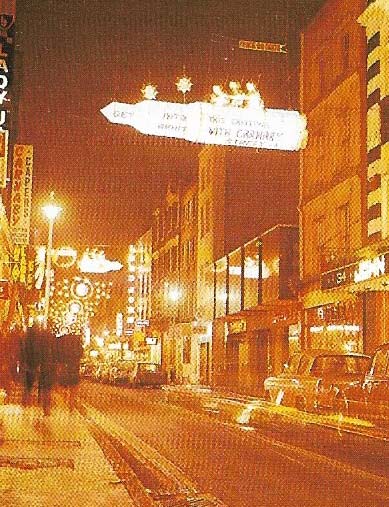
[176,75,193,103]
[228,81,245,107]
[245,82,264,110]
[141,83,158,100]
[210,84,229,107]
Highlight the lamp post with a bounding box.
[42,193,62,327]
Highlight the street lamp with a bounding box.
[42,193,62,327]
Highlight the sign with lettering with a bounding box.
[321,252,389,289]
[0,10,15,187]
[239,40,287,54]
[0,129,8,187]
[101,100,307,152]
[228,319,246,334]
[136,319,149,327]
[11,244,28,283]
[10,144,33,245]
[354,255,385,282]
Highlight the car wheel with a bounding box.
[295,396,307,412]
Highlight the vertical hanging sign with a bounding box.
[0,6,15,188]
[10,144,33,245]
[0,128,8,186]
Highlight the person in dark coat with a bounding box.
[22,320,57,416]
[0,326,14,402]
[21,323,40,407]
[56,332,83,411]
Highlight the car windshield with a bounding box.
[371,349,389,376]
[310,355,370,375]
[297,355,312,374]
[286,354,301,374]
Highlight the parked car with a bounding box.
[263,350,370,412]
[131,362,168,388]
[338,342,389,426]
[109,360,137,384]
[94,362,112,383]
[80,362,97,379]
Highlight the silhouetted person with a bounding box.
[0,325,14,403]
[56,332,83,411]
[22,321,57,416]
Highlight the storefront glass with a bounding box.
[202,263,215,321]
[215,257,227,318]
[306,299,363,352]
[243,238,260,309]
[228,247,242,314]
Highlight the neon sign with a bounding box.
[354,254,385,283]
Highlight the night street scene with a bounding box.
[0,0,389,506]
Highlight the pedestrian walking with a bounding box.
[56,332,83,411]
[0,325,13,404]
[22,320,57,416]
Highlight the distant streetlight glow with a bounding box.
[42,202,62,221]
[168,285,182,303]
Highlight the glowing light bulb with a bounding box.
[141,83,158,100]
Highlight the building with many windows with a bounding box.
[196,145,300,390]
[211,224,300,396]
[300,0,389,356]
[150,182,182,378]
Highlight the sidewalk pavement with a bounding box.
[0,393,135,507]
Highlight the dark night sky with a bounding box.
[12,0,323,248]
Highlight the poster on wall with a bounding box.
[10,144,33,245]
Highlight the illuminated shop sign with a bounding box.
[116,312,123,337]
[0,12,15,188]
[354,254,385,282]
[0,130,8,188]
[228,319,246,334]
[136,319,149,327]
[10,144,33,245]
[101,100,307,152]
[239,39,287,54]
[321,252,389,289]
[309,324,360,333]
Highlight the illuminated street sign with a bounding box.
[101,100,307,152]
[239,40,287,53]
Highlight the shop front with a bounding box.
[305,248,389,355]
[306,298,364,353]
[213,305,300,396]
